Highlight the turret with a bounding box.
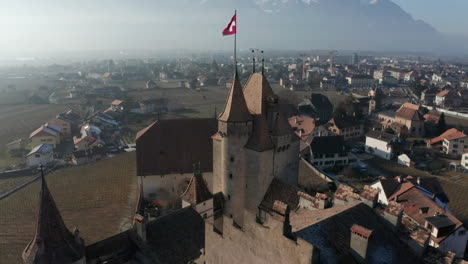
[23,166,86,264]
[213,73,252,229]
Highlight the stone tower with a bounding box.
[212,73,253,228]
[368,86,383,115]
[23,168,86,264]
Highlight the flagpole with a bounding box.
[234,10,237,76]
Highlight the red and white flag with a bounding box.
[222,13,237,36]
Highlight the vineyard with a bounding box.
[0,152,138,263]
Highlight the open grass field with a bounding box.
[0,152,138,263]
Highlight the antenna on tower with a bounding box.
[261,50,265,75]
[250,48,259,73]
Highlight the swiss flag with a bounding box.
[222,14,237,36]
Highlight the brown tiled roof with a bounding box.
[23,174,85,264]
[436,90,451,97]
[388,181,415,201]
[291,203,419,263]
[136,118,217,176]
[360,185,378,201]
[396,103,423,121]
[111,99,123,105]
[245,115,275,152]
[181,173,213,205]
[243,73,275,115]
[424,114,440,124]
[218,75,252,122]
[379,177,401,197]
[393,187,463,244]
[429,128,464,145]
[385,201,404,216]
[334,184,360,202]
[260,178,303,213]
[288,115,316,141]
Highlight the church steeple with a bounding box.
[218,73,252,122]
[23,166,85,264]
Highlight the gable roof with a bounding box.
[396,103,423,121]
[136,118,217,176]
[291,203,419,264]
[259,178,302,214]
[181,173,213,205]
[218,74,252,122]
[29,125,59,138]
[243,73,275,115]
[429,128,467,145]
[366,130,397,143]
[27,144,53,157]
[393,187,463,243]
[309,136,345,155]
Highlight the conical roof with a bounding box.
[243,73,275,115]
[245,115,275,152]
[181,172,213,205]
[271,112,300,142]
[218,74,252,122]
[23,172,85,264]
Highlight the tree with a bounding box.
[384,127,395,135]
[437,113,447,135]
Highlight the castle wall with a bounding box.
[141,172,213,201]
[245,149,274,210]
[273,135,300,186]
[202,210,315,264]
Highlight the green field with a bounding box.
[0,152,138,263]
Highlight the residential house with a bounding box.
[388,68,407,81]
[365,130,398,160]
[26,144,54,167]
[73,135,103,151]
[48,117,72,138]
[30,124,62,148]
[301,136,351,169]
[146,80,158,89]
[327,117,364,140]
[404,71,418,82]
[6,139,23,155]
[397,154,413,167]
[71,148,105,166]
[461,153,468,170]
[298,94,333,125]
[394,103,425,137]
[429,128,468,156]
[420,88,438,106]
[110,99,124,112]
[435,90,461,108]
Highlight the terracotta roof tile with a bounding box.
[243,73,275,115]
[430,128,466,145]
[218,75,252,122]
[351,224,373,239]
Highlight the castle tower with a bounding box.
[23,168,85,264]
[368,86,384,115]
[212,73,252,228]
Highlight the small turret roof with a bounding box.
[23,170,85,264]
[245,115,275,152]
[181,172,213,205]
[218,74,252,122]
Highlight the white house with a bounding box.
[397,154,412,167]
[26,144,54,167]
[365,130,397,160]
[461,153,468,170]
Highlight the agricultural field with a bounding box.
[0,152,138,263]
[0,104,75,170]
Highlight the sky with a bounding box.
[392,0,468,36]
[0,0,467,56]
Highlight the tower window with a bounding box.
[229,173,233,179]
[228,195,231,200]
[230,157,235,162]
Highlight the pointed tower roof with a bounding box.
[181,172,213,205]
[23,169,85,264]
[271,112,300,142]
[245,115,275,152]
[243,73,275,115]
[218,74,252,122]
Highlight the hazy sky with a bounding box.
[0,0,466,55]
[393,0,468,36]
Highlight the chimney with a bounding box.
[396,176,402,183]
[417,177,421,185]
[299,130,303,138]
[350,224,373,264]
[134,214,147,242]
[432,193,437,201]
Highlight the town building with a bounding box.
[421,88,438,106]
[429,128,468,156]
[30,124,62,148]
[365,130,398,160]
[48,117,73,138]
[394,103,425,137]
[301,136,351,169]
[26,144,54,167]
[298,94,333,125]
[435,89,461,108]
[327,117,365,140]
[346,75,376,88]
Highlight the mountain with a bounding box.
[193,0,462,53]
